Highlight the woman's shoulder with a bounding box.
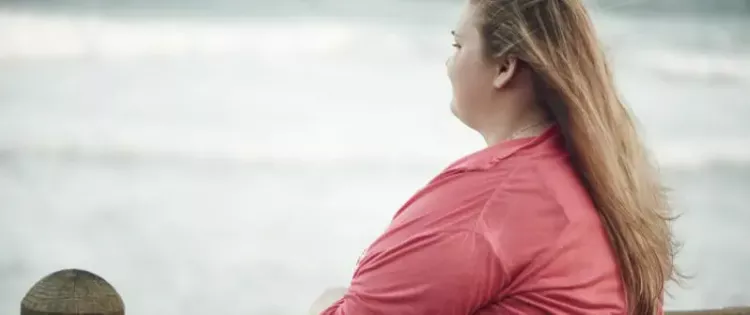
[486,151,600,225]
[476,162,573,253]
[476,155,618,275]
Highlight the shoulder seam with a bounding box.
[464,164,528,283]
[470,162,571,282]
[530,163,570,226]
[432,228,511,292]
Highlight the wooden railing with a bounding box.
[667,308,750,315]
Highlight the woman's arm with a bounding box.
[309,287,347,315]
[319,230,505,315]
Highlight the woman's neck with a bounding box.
[480,111,552,146]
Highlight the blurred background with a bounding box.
[0,0,748,314]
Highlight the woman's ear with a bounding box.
[492,55,519,89]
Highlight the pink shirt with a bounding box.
[322,126,630,314]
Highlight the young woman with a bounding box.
[311,0,678,314]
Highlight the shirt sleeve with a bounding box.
[320,229,506,315]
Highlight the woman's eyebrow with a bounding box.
[451,30,459,37]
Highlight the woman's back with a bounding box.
[332,127,627,314]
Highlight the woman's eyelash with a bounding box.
[452,43,461,48]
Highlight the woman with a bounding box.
[311,0,678,314]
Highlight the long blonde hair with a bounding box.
[471,0,680,313]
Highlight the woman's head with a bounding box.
[447,3,542,142]
[448,0,680,313]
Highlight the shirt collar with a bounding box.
[444,125,561,172]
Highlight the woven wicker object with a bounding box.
[21,269,124,315]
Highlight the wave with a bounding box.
[0,0,459,22]
[611,47,750,83]
[590,0,750,16]
[598,17,750,82]
[1,138,748,173]
[0,11,445,61]
[631,49,750,81]
[0,143,451,174]
[4,11,748,80]
[0,12,345,59]
[655,142,750,172]
[5,0,749,17]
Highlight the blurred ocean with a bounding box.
[0,1,749,314]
